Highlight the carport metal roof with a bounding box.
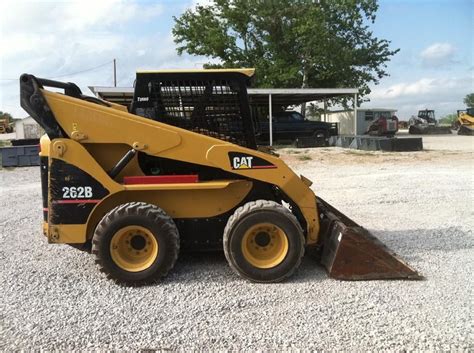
[88,86,358,106]
[247,88,358,105]
[88,86,134,106]
[88,86,360,144]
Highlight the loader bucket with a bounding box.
[458,125,474,135]
[316,198,423,280]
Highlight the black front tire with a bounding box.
[223,200,305,283]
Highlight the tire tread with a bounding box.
[92,202,179,285]
[223,200,305,283]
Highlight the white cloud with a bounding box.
[367,75,474,119]
[420,42,456,67]
[0,0,206,118]
[191,0,214,8]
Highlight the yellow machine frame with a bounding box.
[40,89,319,245]
[21,70,422,283]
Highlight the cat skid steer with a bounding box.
[20,70,422,284]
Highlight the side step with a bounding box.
[316,198,423,280]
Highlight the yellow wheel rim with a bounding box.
[110,225,158,272]
[241,222,289,269]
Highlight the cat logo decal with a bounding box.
[228,152,276,170]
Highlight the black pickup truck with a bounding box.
[255,111,338,145]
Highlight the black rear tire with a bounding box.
[314,130,329,147]
[223,200,305,283]
[92,202,179,285]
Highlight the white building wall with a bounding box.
[326,111,356,135]
[15,117,41,139]
[327,109,397,135]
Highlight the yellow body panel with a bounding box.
[85,180,252,237]
[49,224,87,243]
[83,143,144,180]
[45,138,253,243]
[123,180,247,191]
[456,111,474,126]
[107,101,129,112]
[41,88,319,245]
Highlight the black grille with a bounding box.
[132,73,256,149]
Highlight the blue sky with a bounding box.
[1,0,473,119]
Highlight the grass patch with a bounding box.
[286,149,302,154]
[298,155,312,161]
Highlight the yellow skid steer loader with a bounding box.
[454,109,474,135]
[20,70,421,284]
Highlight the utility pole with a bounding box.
[113,59,117,87]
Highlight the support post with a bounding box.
[353,93,358,136]
[323,99,327,122]
[269,94,273,146]
[113,59,117,87]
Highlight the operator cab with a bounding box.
[130,69,257,149]
[418,109,436,122]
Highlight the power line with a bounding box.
[0,60,114,81]
[49,60,113,79]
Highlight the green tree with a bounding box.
[305,102,324,120]
[463,93,474,108]
[439,113,457,125]
[173,0,399,107]
[0,111,13,123]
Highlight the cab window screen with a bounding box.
[132,75,255,148]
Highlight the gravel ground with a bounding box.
[1,138,473,350]
[397,130,474,151]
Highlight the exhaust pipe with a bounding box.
[316,198,423,280]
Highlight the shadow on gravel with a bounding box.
[168,251,231,283]
[168,251,327,284]
[55,226,471,286]
[168,226,473,284]
[287,257,327,283]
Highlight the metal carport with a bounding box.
[89,86,359,145]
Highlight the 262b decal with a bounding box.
[62,186,93,199]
